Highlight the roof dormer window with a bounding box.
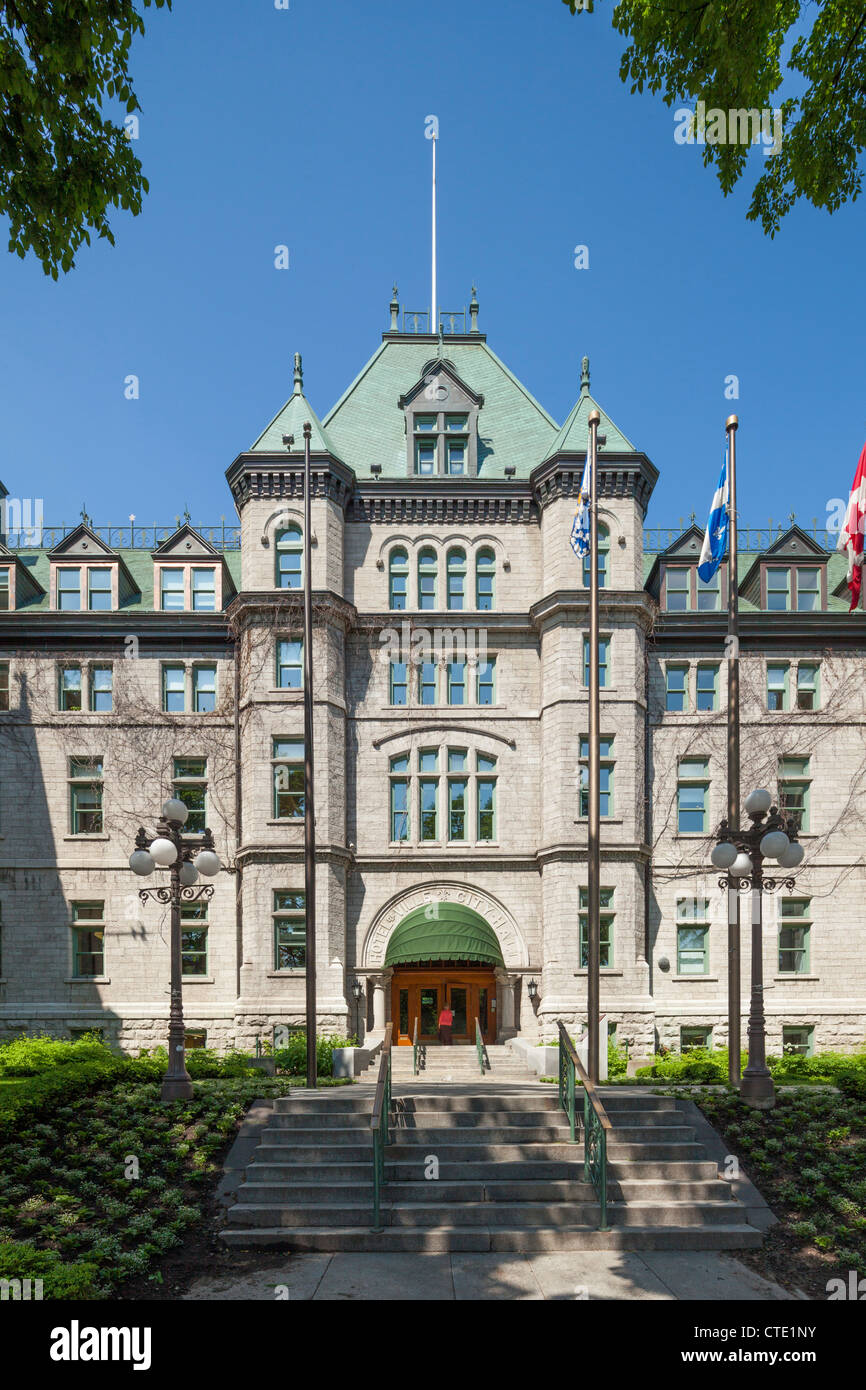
[400,360,484,477]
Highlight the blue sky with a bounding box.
[0,0,863,540]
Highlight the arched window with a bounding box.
[446,548,466,611]
[389,548,408,610]
[476,548,495,610]
[418,548,437,610]
[582,524,609,589]
[275,524,302,589]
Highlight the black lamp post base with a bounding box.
[740,1071,776,1109]
[160,1073,194,1102]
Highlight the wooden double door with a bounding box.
[391,966,497,1045]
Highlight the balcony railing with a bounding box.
[1,523,241,551]
[645,521,837,554]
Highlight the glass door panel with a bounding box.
[398,989,409,1040]
[420,987,439,1038]
[448,986,468,1038]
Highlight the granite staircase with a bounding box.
[359,1043,534,1084]
[221,1086,763,1252]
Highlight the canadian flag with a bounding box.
[838,443,866,611]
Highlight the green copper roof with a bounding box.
[642,548,852,613]
[321,338,559,478]
[543,387,637,460]
[384,903,505,967]
[250,351,344,458]
[9,549,241,612]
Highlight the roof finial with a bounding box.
[80,504,91,528]
[469,284,479,333]
[293,352,303,394]
[390,284,399,332]
[580,356,590,395]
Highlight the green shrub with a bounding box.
[0,1057,127,1136]
[607,1037,628,1078]
[274,1032,357,1077]
[0,1242,101,1299]
[0,1032,113,1077]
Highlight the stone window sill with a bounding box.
[65,976,110,984]
[267,971,306,979]
[773,974,820,982]
[575,818,623,826]
[268,688,304,696]
[573,969,623,977]
[672,974,719,982]
[181,976,215,984]
[266,820,303,828]
[63,835,110,842]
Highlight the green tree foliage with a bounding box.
[0,0,171,278]
[562,0,866,235]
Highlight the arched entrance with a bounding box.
[385,903,505,1046]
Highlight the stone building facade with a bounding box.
[0,295,863,1057]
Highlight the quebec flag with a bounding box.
[697,451,729,582]
[570,451,591,558]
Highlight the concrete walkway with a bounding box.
[183,1250,799,1301]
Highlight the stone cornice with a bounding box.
[0,612,233,651]
[235,843,353,867]
[529,589,656,632]
[652,610,866,647]
[225,454,356,512]
[530,453,658,515]
[348,481,537,526]
[226,590,357,631]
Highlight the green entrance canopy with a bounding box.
[384,903,505,967]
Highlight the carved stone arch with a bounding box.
[361,880,529,970]
[260,505,312,549]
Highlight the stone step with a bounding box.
[220,1224,763,1252]
[237,1175,733,1204]
[383,1124,695,1145]
[254,1138,706,1163]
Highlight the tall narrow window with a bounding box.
[579,888,614,967]
[276,639,303,689]
[273,739,304,820]
[419,749,439,840]
[275,525,303,589]
[181,902,208,976]
[477,657,496,706]
[418,548,437,610]
[778,756,810,832]
[677,758,709,833]
[59,666,82,712]
[579,738,614,817]
[389,549,408,610]
[582,525,609,589]
[193,666,216,713]
[664,568,689,611]
[90,666,113,713]
[796,568,820,612]
[796,663,819,710]
[665,665,688,712]
[87,568,112,612]
[697,569,721,611]
[419,660,437,705]
[389,660,408,706]
[160,568,185,611]
[766,567,790,611]
[676,898,709,975]
[192,568,216,612]
[448,749,468,841]
[583,636,610,688]
[414,416,437,475]
[476,753,497,841]
[476,549,495,610]
[779,899,811,975]
[767,662,789,711]
[57,568,81,611]
[446,549,466,611]
[389,754,410,841]
[162,664,186,713]
[446,434,467,476]
[696,664,719,712]
[273,891,306,969]
[69,758,104,834]
[0,568,9,611]
[71,902,104,977]
[447,660,465,706]
[0,662,8,711]
[173,758,207,832]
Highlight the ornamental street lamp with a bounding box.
[711,787,804,1110]
[129,798,222,1102]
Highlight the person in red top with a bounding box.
[438,1004,454,1045]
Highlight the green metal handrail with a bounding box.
[475,1016,485,1076]
[557,1021,611,1231]
[412,1016,419,1077]
[370,1023,393,1232]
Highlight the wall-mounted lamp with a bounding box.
[351,979,363,1002]
[526,978,538,1001]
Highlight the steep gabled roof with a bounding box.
[249,353,344,460]
[542,360,637,461]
